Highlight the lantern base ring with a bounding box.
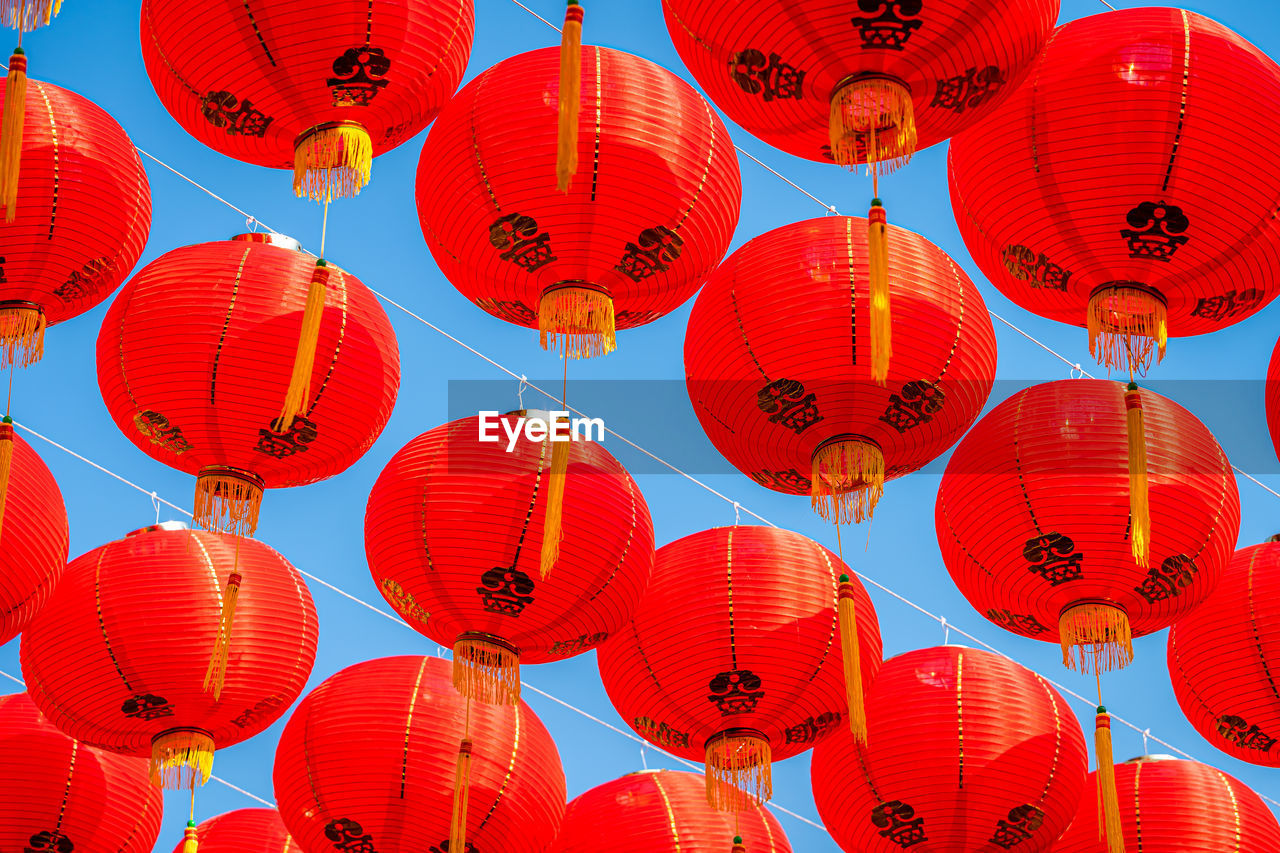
[1059,600,1133,674]
[150,727,215,790]
[810,435,885,524]
[454,632,521,706]
[194,466,264,537]
[0,299,45,369]
[705,728,772,812]
[538,281,616,360]
[1087,282,1168,376]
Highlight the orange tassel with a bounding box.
[0,416,12,541]
[1,0,62,30]
[453,633,521,705]
[1095,709,1126,853]
[1124,384,1150,569]
[556,1,583,192]
[837,574,867,743]
[203,571,241,700]
[1059,602,1134,674]
[540,424,570,579]
[193,467,263,536]
[810,437,885,524]
[276,261,328,432]
[181,820,199,853]
[705,730,771,812]
[868,200,891,384]
[449,738,473,851]
[0,49,27,223]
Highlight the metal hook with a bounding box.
[640,747,649,771]
[246,216,259,234]
[941,617,950,646]
[825,204,839,217]
[517,374,528,410]
[1070,363,1084,379]
[150,491,160,525]
[1142,728,1151,754]
[733,501,741,526]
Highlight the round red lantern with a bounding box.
[141,0,474,200]
[274,655,566,853]
[0,691,162,853]
[1168,539,1280,767]
[684,215,996,523]
[811,646,1087,853]
[597,526,882,811]
[173,808,295,853]
[19,524,318,790]
[1050,756,1280,852]
[366,411,654,705]
[0,78,149,367]
[1267,336,1279,463]
[936,379,1239,672]
[551,769,791,853]
[0,425,67,647]
[416,45,741,358]
[949,8,1280,376]
[96,233,399,535]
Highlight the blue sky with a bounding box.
[2,1,1279,851]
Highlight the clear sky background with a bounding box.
[1,1,1278,851]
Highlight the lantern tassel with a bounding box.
[1087,285,1167,375]
[731,837,747,853]
[539,285,616,359]
[182,820,199,853]
[202,571,241,700]
[868,200,891,384]
[193,468,263,537]
[0,417,11,541]
[1,0,61,29]
[453,634,521,705]
[276,261,328,431]
[556,1,583,192]
[150,729,215,790]
[837,574,868,744]
[1095,709,1126,853]
[1059,602,1133,673]
[0,49,27,224]
[449,738,473,852]
[0,304,43,367]
[1124,383,1150,569]
[705,730,772,813]
[293,121,373,201]
[810,437,884,524]
[828,76,915,172]
[540,427,570,579]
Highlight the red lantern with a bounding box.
[684,215,996,523]
[416,45,741,359]
[173,808,295,853]
[949,8,1280,375]
[1168,540,1280,766]
[551,769,791,853]
[1268,336,1279,463]
[96,233,399,536]
[0,691,162,853]
[141,0,474,201]
[1050,756,1280,852]
[0,426,67,647]
[274,655,566,853]
[20,524,318,791]
[597,526,882,811]
[811,646,1087,852]
[366,411,654,705]
[0,78,149,366]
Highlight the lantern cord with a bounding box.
[5,361,12,416]
[319,193,329,259]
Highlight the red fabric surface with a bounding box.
[936,379,1240,643]
[273,655,566,852]
[597,525,882,764]
[0,429,68,647]
[949,8,1280,339]
[416,45,741,335]
[0,692,162,853]
[173,808,295,853]
[20,526,318,755]
[812,646,1087,852]
[365,413,654,665]
[1268,336,1279,463]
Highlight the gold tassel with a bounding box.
[837,574,868,744]
[0,303,44,367]
[556,1,583,192]
[453,633,521,705]
[202,571,241,700]
[539,284,616,359]
[810,437,884,524]
[293,121,373,201]
[1095,709,1127,853]
[276,261,328,431]
[828,75,916,172]
[868,200,891,384]
[1124,383,1150,569]
[193,467,263,537]
[705,730,772,812]
[0,50,27,224]
[731,837,747,853]
[1059,602,1134,673]
[149,729,215,790]
[1087,284,1167,375]
[182,820,199,853]
[449,738,473,852]
[540,426,570,579]
[1,0,62,30]
[0,417,11,541]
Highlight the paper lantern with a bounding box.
[597,526,882,812]
[20,524,318,792]
[551,769,791,853]
[141,0,474,200]
[1050,756,1280,852]
[1168,540,1280,767]
[417,45,740,358]
[1268,336,1279,463]
[0,691,162,853]
[173,808,295,853]
[366,411,654,705]
[0,425,67,647]
[96,233,399,536]
[685,215,996,524]
[949,8,1280,375]
[274,655,565,853]
[812,646,1086,852]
